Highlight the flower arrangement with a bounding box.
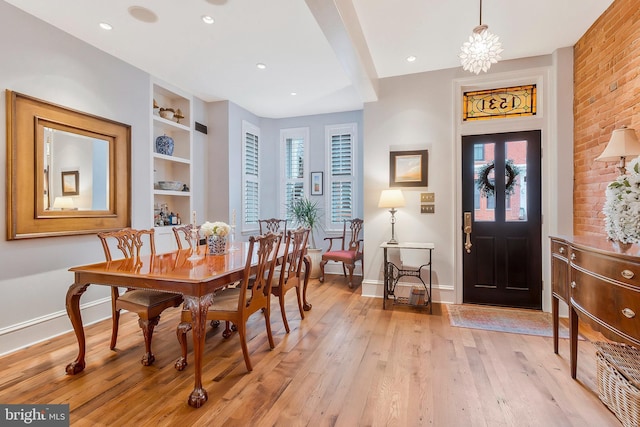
[603,159,640,244]
[200,221,230,238]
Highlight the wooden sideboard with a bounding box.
[550,235,640,378]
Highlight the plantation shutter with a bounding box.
[285,137,305,219]
[329,132,354,225]
[243,125,259,227]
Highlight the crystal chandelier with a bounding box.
[459,0,503,74]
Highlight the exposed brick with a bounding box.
[574,0,640,236]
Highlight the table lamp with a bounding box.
[595,126,640,175]
[53,196,75,210]
[378,189,405,244]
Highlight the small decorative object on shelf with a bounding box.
[159,107,174,120]
[155,134,174,156]
[153,99,160,115]
[174,108,184,124]
[603,158,640,244]
[201,221,230,255]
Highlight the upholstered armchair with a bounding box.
[319,219,363,288]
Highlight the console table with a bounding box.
[380,242,434,313]
[550,235,640,378]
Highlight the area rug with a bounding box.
[447,304,572,338]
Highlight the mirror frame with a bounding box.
[6,90,131,239]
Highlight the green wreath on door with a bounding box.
[477,159,521,198]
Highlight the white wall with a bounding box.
[0,2,151,354]
[361,53,574,312]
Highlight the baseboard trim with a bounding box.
[361,279,454,304]
[0,297,112,357]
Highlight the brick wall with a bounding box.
[573,0,640,236]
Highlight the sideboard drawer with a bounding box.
[551,239,569,258]
[571,268,640,341]
[570,247,640,288]
[551,238,569,302]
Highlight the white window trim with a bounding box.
[325,122,358,232]
[242,120,260,233]
[280,127,310,219]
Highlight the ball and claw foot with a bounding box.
[174,357,187,371]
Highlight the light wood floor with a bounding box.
[0,276,621,426]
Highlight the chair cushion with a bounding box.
[210,287,242,311]
[119,289,182,307]
[322,250,357,263]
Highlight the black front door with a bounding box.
[462,131,542,309]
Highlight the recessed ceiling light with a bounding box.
[99,22,113,30]
[256,63,267,70]
[202,15,214,24]
[290,92,297,96]
[406,55,417,62]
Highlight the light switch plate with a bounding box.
[421,204,435,214]
[421,192,435,203]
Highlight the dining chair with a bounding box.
[175,232,282,372]
[172,223,200,250]
[97,228,184,366]
[270,227,310,333]
[319,218,364,288]
[258,218,287,235]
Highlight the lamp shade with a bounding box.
[595,127,640,162]
[53,196,74,209]
[378,189,405,208]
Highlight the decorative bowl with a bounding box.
[159,109,174,120]
[155,135,174,155]
[158,181,182,191]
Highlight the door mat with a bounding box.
[447,304,576,339]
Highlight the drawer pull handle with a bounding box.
[570,253,576,261]
[570,281,576,289]
[622,308,636,319]
[559,247,565,254]
[621,270,635,280]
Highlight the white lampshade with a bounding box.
[53,196,74,210]
[378,189,405,208]
[596,127,640,162]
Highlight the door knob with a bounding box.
[464,212,472,253]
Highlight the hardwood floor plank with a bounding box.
[0,276,622,426]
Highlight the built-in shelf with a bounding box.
[151,79,193,251]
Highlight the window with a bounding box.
[326,123,357,230]
[242,121,260,231]
[474,145,484,161]
[280,128,309,219]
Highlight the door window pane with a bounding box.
[474,142,495,222]
[505,140,527,222]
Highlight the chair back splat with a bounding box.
[175,232,282,372]
[319,219,364,289]
[258,218,287,235]
[172,224,200,250]
[272,227,310,333]
[97,228,183,366]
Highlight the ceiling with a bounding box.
[4,0,614,118]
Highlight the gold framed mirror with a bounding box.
[6,90,131,239]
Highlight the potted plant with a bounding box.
[288,197,323,278]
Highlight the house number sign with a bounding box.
[463,84,536,121]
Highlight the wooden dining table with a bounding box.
[65,241,311,408]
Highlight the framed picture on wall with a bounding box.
[61,170,79,196]
[389,150,428,187]
[311,171,323,195]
